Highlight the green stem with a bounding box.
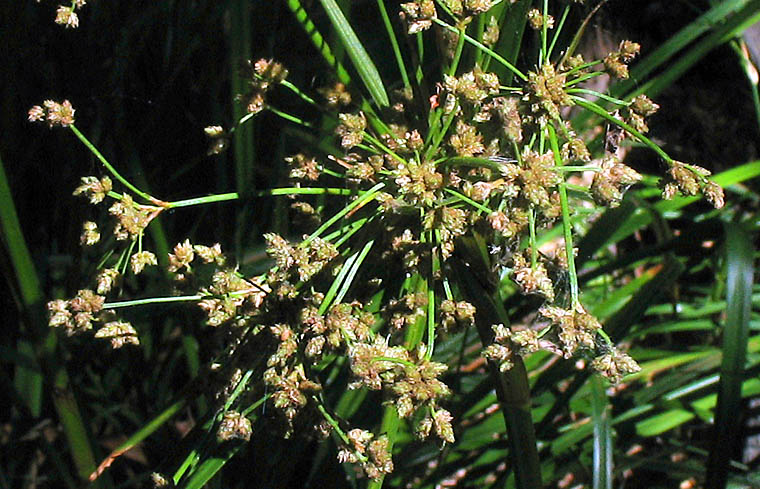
[443,187,493,214]
[566,88,630,106]
[266,105,314,128]
[547,4,570,61]
[376,0,410,89]
[547,124,580,307]
[166,187,354,208]
[104,294,204,309]
[448,27,466,77]
[280,79,319,106]
[572,96,673,164]
[301,182,385,247]
[432,18,527,81]
[69,124,157,203]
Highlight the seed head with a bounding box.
[55,6,79,28]
[94,321,139,348]
[80,221,100,246]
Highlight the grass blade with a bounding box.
[591,375,612,489]
[705,222,755,489]
[317,0,389,107]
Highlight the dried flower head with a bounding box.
[73,176,112,204]
[55,6,79,28]
[131,251,158,275]
[217,411,253,442]
[400,0,437,34]
[80,221,100,246]
[94,321,139,348]
[96,268,120,294]
[29,100,76,127]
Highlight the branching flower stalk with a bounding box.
[37,1,727,488]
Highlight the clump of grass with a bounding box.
[30,1,735,488]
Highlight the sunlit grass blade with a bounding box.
[286,0,352,86]
[318,0,389,107]
[706,222,755,489]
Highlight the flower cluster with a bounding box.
[48,290,138,348]
[242,59,288,115]
[337,430,394,480]
[54,1,86,28]
[28,100,76,127]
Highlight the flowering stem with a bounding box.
[443,188,493,214]
[426,230,440,360]
[572,96,673,164]
[266,105,314,128]
[313,397,368,463]
[301,182,385,248]
[432,18,528,81]
[547,125,580,307]
[371,356,416,368]
[528,206,538,269]
[547,4,571,60]
[280,79,318,106]
[166,187,354,209]
[448,26,466,77]
[104,294,204,309]
[69,124,158,204]
[376,0,410,89]
[566,88,630,106]
[541,0,549,64]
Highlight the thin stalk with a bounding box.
[432,18,528,81]
[280,79,319,106]
[572,96,673,164]
[426,231,440,360]
[166,187,353,208]
[424,103,459,161]
[558,0,609,67]
[547,124,580,307]
[104,294,204,309]
[266,105,314,128]
[541,0,549,64]
[528,206,537,268]
[376,0,410,89]
[448,27,466,77]
[334,239,374,304]
[301,182,385,247]
[547,3,570,60]
[69,125,158,204]
[443,188,494,214]
[566,88,630,106]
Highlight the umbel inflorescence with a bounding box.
[36,0,725,482]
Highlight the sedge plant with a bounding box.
[29,1,742,488]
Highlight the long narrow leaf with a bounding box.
[318,0,389,107]
[591,376,612,489]
[706,222,755,489]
